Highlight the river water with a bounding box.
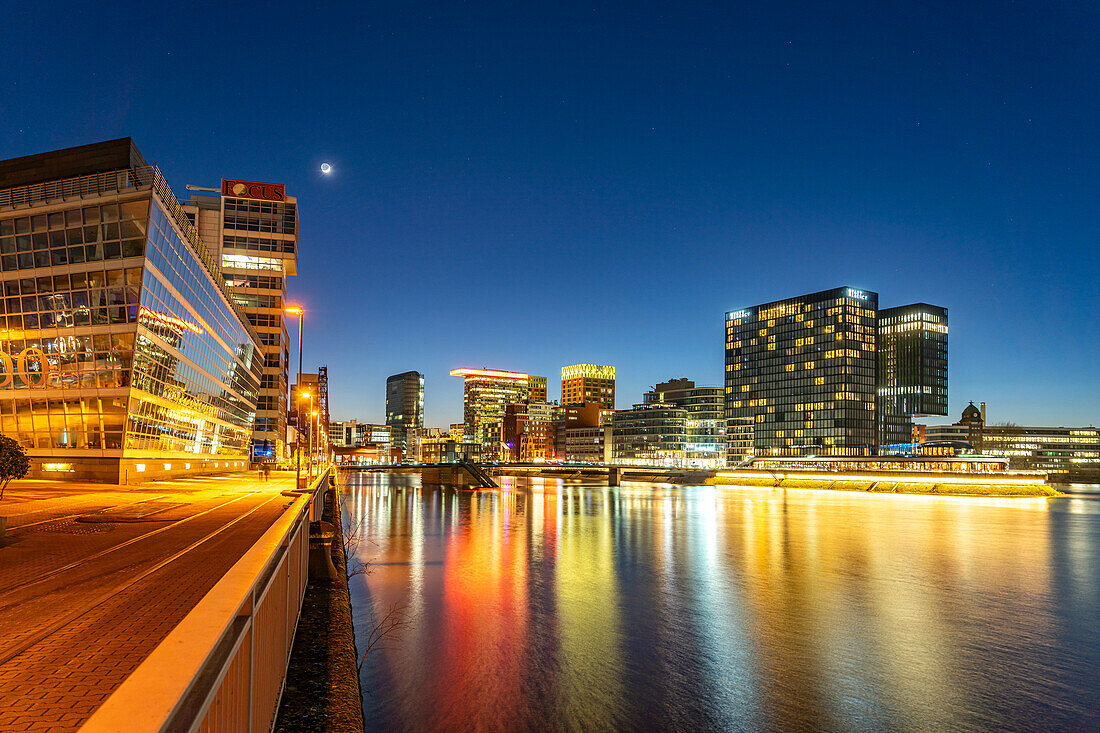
[342,473,1100,732]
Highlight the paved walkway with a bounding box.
[0,471,303,732]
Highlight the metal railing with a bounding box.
[82,466,333,733]
[0,165,260,347]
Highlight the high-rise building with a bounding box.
[561,364,615,409]
[876,304,948,448]
[450,368,530,451]
[385,370,424,456]
[726,287,880,456]
[527,375,547,402]
[183,176,298,460]
[644,379,726,467]
[0,138,262,481]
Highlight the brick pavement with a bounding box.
[0,472,300,733]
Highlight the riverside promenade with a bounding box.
[0,471,302,732]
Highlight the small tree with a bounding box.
[0,434,30,500]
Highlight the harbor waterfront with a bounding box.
[343,471,1100,732]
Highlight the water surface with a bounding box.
[343,474,1100,731]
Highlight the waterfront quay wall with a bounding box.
[275,468,364,732]
[709,469,1059,497]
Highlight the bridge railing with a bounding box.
[83,466,333,733]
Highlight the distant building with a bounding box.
[611,403,687,466]
[502,401,555,461]
[564,425,612,463]
[877,304,948,448]
[386,371,424,457]
[925,403,1100,478]
[643,379,726,468]
[527,375,547,402]
[561,364,615,409]
[450,368,530,453]
[328,420,358,447]
[726,417,755,465]
[552,402,603,459]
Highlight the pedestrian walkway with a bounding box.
[0,471,302,732]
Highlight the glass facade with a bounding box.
[642,380,726,467]
[450,369,530,451]
[876,304,948,447]
[386,370,424,456]
[610,404,688,465]
[185,186,297,459]
[726,287,879,456]
[0,154,261,480]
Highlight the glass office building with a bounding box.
[725,287,879,456]
[385,370,424,456]
[184,178,298,460]
[449,368,529,453]
[642,379,726,468]
[876,304,948,448]
[0,139,262,481]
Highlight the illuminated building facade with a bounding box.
[527,375,547,402]
[610,403,688,466]
[926,403,1100,478]
[877,304,948,448]
[725,287,879,456]
[386,370,424,456]
[561,363,615,409]
[0,139,262,481]
[643,378,726,467]
[184,176,298,460]
[450,368,529,452]
[502,401,555,461]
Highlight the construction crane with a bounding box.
[318,365,331,461]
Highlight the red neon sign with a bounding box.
[221,179,285,201]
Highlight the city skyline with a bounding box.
[2,3,1098,428]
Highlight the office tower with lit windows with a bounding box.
[0,138,262,481]
[876,304,948,448]
[450,368,529,451]
[385,370,424,456]
[183,177,298,459]
[527,375,547,402]
[561,364,615,409]
[725,287,880,456]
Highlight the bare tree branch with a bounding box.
[357,602,412,671]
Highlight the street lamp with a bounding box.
[285,305,304,484]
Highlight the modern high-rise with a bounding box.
[726,287,880,456]
[450,368,529,450]
[385,370,424,456]
[876,304,948,447]
[561,364,615,409]
[183,176,298,459]
[0,138,262,481]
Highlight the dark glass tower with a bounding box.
[876,304,948,448]
[385,370,423,457]
[725,287,879,456]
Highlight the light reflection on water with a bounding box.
[343,474,1100,732]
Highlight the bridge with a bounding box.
[347,462,717,487]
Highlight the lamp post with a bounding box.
[285,305,304,486]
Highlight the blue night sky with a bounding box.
[2,2,1097,427]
